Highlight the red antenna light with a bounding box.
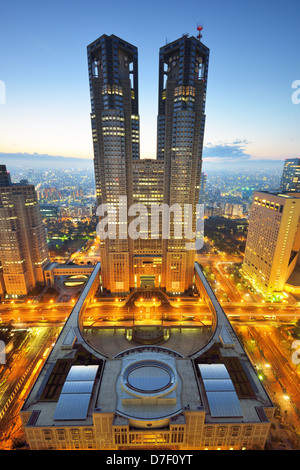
[197,25,203,40]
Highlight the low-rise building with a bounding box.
[20,263,274,450]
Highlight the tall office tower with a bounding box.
[87,35,139,293]
[0,165,50,296]
[242,191,300,293]
[157,35,209,292]
[280,158,300,192]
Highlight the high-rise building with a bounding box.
[243,191,300,293]
[88,34,209,294]
[0,165,50,296]
[87,35,139,293]
[280,158,300,192]
[0,164,11,187]
[157,35,209,293]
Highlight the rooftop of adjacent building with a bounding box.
[253,190,300,199]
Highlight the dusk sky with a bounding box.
[0,0,299,168]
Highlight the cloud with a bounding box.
[203,139,251,163]
[0,152,93,169]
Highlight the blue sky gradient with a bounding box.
[0,0,299,168]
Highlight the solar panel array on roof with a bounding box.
[205,391,243,418]
[61,380,94,395]
[199,363,230,380]
[54,394,91,421]
[53,365,98,421]
[203,379,235,392]
[198,363,243,418]
[66,365,98,382]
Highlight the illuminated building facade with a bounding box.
[87,35,139,293]
[243,191,300,293]
[88,34,209,294]
[158,36,209,293]
[0,165,50,296]
[132,159,164,288]
[280,158,300,192]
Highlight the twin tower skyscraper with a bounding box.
[87,33,209,294]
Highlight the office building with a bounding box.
[87,34,139,294]
[280,158,300,192]
[88,34,209,294]
[40,204,59,219]
[158,36,209,292]
[243,191,300,293]
[0,165,50,296]
[132,159,164,288]
[0,164,11,187]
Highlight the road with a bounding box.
[0,302,299,448]
[234,323,300,437]
[1,301,300,327]
[0,326,60,448]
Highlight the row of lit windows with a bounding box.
[254,197,283,213]
[102,84,123,96]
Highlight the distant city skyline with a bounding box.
[0,151,290,172]
[0,0,299,167]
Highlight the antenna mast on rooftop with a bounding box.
[197,24,203,41]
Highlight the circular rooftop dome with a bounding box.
[123,360,176,396]
[128,365,170,393]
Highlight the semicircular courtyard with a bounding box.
[81,290,213,358]
[83,326,212,358]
